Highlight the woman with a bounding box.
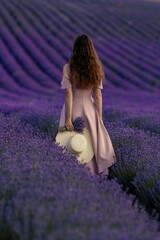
[58,34,116,176]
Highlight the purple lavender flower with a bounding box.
[73,117,85,133]
[58,117,85,133]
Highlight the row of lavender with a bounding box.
[102,90,160,220]
[0,0,160,99]
[0,103,159,239]
[109,121,160,220]
[30,0,159,90]
[1,93,160,215]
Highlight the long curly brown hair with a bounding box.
[68,34,105,89]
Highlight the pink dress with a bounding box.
[58,63,117,176]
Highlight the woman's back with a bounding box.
[59,63,116,176]
[61,63,103,94]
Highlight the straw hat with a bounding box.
[55,128,94,163]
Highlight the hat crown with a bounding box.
[70,134,87,153]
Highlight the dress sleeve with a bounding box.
[60,64,72,89]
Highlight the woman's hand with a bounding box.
[65,118,74,131]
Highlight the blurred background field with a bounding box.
[0,0,160,239]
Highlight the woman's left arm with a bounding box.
[65,88,74,131]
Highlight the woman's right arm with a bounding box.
[64,87,74,131]
[92,88,103,120]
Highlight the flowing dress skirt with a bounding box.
[58,89,116,176]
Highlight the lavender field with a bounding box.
[0,0,160,239]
